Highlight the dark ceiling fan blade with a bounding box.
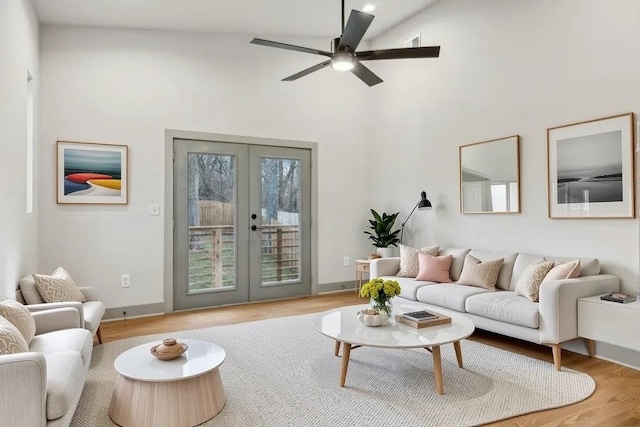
[337,10,374,53]
[250,38,332,57]
[351,61,383,87]
[357,46,441,61]
[282,60,332,81]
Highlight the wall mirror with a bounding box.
[459,135,520,213]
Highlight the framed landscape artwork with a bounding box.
[57,141,128,204]
[547,113,635,219]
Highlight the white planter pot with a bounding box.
[376,247,394,258]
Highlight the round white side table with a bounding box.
[108,339,226,427]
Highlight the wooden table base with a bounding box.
[109,368,226,427]
[335,339,465,395]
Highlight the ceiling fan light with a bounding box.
[331,53,355,71]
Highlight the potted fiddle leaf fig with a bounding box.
[364,209,400,257]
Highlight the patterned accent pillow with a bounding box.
[415,253,453,283]
[0,316,29,355]
[32,268,86,303]
[0,299,36,344]
[543,260,581,282]
[457,254,504,290]
[515,261,555,302]
[396,244,439,277]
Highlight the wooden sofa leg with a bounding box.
[96,326,103,344]
[584,338,596,357]
[550,344,562,371]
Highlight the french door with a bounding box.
[173,139,311,311]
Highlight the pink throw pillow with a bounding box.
[415,253,453,283]
[542,260,581,282]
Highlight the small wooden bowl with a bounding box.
[150,339,188,361]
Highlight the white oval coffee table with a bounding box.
[313,304,475,395]
[109,339,226,427]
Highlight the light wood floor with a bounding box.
[100,292,640,427]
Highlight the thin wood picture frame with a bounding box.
[57,140,129,204]
[459,135,521,214]
[547,113,635,219]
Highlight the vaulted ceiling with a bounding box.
[32,0,438,40]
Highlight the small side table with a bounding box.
[355,259,371,295]
[578,294,640,354]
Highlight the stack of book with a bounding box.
[600,292,637,304]
[395,310,451,329]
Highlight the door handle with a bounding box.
[251,225,263,231]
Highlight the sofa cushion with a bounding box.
[415,253,453,283]
[381,276,435,301]
[0,299,36,344]
[416,284,492,312]
[466,292,540,328]
[19,275,45,304]
[29,328,93,366]
[543,260,581,282]
[82,301,106,332]
[33,269,86,303]
[457,255,504,290]
[437,248,471,281]
[514,261,554,302]
[0,316,29,354]
[467,250,518,290]
[396,245,439,277]
[44,351,85,421]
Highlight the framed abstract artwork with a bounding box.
[57,141,128,204]
[547,113,635,219]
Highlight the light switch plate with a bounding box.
[149,204,160,216]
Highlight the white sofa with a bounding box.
[371,247,620,369]
[0,307,93,426]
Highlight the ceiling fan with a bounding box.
[249,0,441,87]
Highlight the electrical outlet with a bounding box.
[121,274,131,288]
[343,257,350,267]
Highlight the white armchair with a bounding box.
[0,307,93,426]
[17,275,106,343]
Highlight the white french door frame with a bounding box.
[163,129,318,313]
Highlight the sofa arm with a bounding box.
[26,301,85,329]
[32,308,82,334]
[370,257,401,278]
[0,352,47,426]
[538,274,620,344]
[77,286,98,302]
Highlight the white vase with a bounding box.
[376,247,394,258]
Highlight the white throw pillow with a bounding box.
[396,244,439,277]
[0,299,36,344]
[33,267,86,303]
[0,316,29,355]
[457,254,504,290]
[515,261,554,302]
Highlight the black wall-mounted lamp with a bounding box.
[400,191,432,244]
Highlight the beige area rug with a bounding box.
[72,314,595,427]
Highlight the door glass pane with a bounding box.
[260,157,301,286]
[187,153,236,294]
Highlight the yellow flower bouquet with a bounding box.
[359,277,401,315]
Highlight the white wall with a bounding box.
[0,0,39,298]
[369,0,640,295]
[39,27,374,309]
